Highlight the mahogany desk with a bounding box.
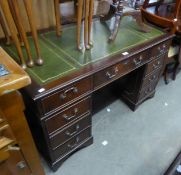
[3,17,174,171]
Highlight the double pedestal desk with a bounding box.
[4,20,173,171]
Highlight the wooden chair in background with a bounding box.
[141,0,181,84]
[54,0,94,50]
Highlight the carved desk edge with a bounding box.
[23,33,174,101]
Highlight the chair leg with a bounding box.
[23,0,43,66]
[84,0,90,50]
[0,0,26,69]
[77,0,83,50]
[8,0,24,46]
[88,0,94,47]
[54,0,61,37]
[173,62,179,80]
[164,65,169,84]
[9,0,34,67]
[0,9,11,45]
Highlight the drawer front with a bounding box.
[52,127,91,161]
[0,149,31,175]
[145,56,164,76]
[41,77,92,114]
[94,51,148,89]
[50,115,91,149]
[151,41,170,59]
[138,82,157,101]
[44,97,91,135]
[142,69,161,87]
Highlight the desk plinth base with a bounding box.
[121,91,155,111]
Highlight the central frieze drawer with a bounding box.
[41,77,92,114]
[51,127,91,161]
[151,41,170,59]
[44,97,91,135]
[49,114,91,149]
[94,51,148,89]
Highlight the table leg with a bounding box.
[0,0,26,69]
[9,0,34,67]
[23,0,43,66]
[54,0,61,37]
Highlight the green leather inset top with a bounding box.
[2,16,164,85]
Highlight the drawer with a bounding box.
[142,69,161,87]
[51,127,91,161]
[151,41,170,59]
[0,122,15,142]
[94,51,148,89]
[0,148,31,175]
[138,82,157,101]
[44,97,91,135]
[41,77,92,114]
[49,114,91,149]
[145,56,164,75]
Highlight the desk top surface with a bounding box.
[2,17,172,99]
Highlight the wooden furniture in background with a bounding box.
[0,0,27,69]
[141,0,181,84]
[100,0,150,42]
[54,0,94,50]
[0,9,11,45]
[0,48,45,175]
[0,0,43,69]
[23,0,43,65]
[9,0,34,68]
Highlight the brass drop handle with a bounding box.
[158,45,166,53]
[65,124,80,137]
[144,87,152,95]
[7,145,20,151]
[60,87,78,99]
[63,108,78,121]
[106,66,119,79]
[133,55,143,65]
[16,161,27,169]
[0,124,9,132]
[149,75,156,82]
[153,61,161,69]
[67,137,80,148]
